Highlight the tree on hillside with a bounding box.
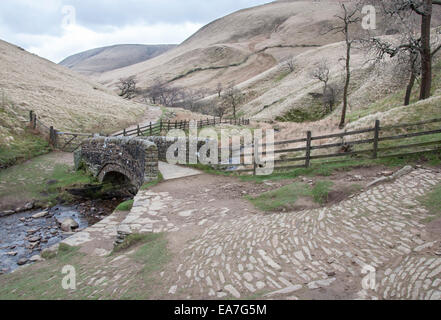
[283,55,296,72]
[364,0,441,102]
[118,76,137,99]
[310,60,337,112]
[327,3,361,129]
[222,83,243,119]
[214,99,228,120]
[216,83,223,98]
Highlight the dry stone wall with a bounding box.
[75,137,158,189]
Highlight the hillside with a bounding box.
[95,0,441,125]
[59,44,176,76]
[0,39,146,167]
[98,0,380,90]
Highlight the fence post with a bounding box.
[373,119,380,159]
[33,114,37,130]
[137,125,141,136]
[29,110,33,124]
[305,131,312,168]
[49,126,54,146]
[53,129,58,148]
[253,137,259,176]
[149,122,153,136]
[123,128,126,136]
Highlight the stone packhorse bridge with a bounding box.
[75,137,159,190]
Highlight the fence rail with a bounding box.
[28,110,250,152]
[112,117,250,137]
[27,110,441,173]
[230,118,441,174]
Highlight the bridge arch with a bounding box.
[98,163,136,187]
[75,137,159,191]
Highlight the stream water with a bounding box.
[0,198,124,274]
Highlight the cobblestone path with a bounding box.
[150,168,441,300]
[53,167,441,300]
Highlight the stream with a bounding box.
[0,198,125,274]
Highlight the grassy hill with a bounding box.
[0,40,146,168]
[59,44,176,76]
[97,0,385,91]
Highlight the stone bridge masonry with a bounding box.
[75,137,159,190]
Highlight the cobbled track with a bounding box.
[158,169,441,300]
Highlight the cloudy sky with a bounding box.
[0,0,272,63]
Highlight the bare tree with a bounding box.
[214,99,228,120]
[216,82,223,98]
[368,0,441,101]
[283,55,296,72]
[222,83,243,119]
[364,0,441,105]
[328,3,361,129]
[311,60,335,112]
[118,76,137,99]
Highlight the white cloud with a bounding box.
[0,0,272,63]
[16,22,203,63]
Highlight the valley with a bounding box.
[1,0,441,303]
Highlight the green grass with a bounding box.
[274,70,291,83]
[113,233,152,253]
[239,151,441,184]
[0,128,51,169]
[0,244,84,300]
[0,154,97,209]
[420,183,441,223]
[121,233,171,300]
[0,234,170,300]
[246,181,334,212]
[347,57,441,123]
[115,199,134,211]
[140,172,163,190]
[312,180,334,204]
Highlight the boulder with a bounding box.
[0,210,15,217]
[60,218,79,232]
[17,258,28,266]
[30,255,44,263]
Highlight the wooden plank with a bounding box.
[379,129,441,142]
[378,147,441,159]
[377,140,441,152]
[310,138,375,151]
[311,127,375,141]
[274,156,307,163]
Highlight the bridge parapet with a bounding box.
[75,137,158,190]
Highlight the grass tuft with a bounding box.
[420,183,441,223]
[115,199,134,211]
[312,180,334,204]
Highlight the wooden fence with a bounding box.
[112,117,250,137]
[28,110,250,152]
[232,118,441,174]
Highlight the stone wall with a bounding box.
[144,136,213,162]
[75,137,158,189]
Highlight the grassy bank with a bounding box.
[246,180,333,212]
[0,152,97,210]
